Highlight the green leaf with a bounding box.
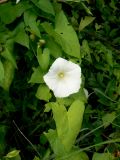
[96,0,105,9]
[42,149,51,160]
[40,134,47,145]
[46,37,62,58]
[52,103,69,140]
[13,23,29,48]
[0,2,30,24]
[42,13,80,59]
[55,11,80,58]
[24,10,41,37]
[105,51,113,67]
[28,67,44,84]
[45,102,69,155]
[45,101,85,158]
[94,88,116,103]
[60,150,89,160]
[79,16,95,31]
[0,60,15,91]
[5,150,20,158]
[42,22,64,50]
[76,152,89,160]
[102,112,116,128]
[36,84,52,102]
[37,47,50,71]
[71,88,88,103]
[81,2,93,15]
[81,40,92,63]
[65,100,85,151]
[33,156,41,160]
[31,0,55,15]
[1,47,17,68]
[0,60,4,83]
[44,102,53,112]
[56,97,73,107]
[50,101,85,152]
[109,0,117,11]
[45,129,66,156]
[92,152,114,160]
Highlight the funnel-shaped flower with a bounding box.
[43,57,81,98]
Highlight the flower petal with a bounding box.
[43,57,82,98]
[43,73,57,91]
[53,78,81,97]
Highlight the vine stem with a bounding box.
[55,138,120,160]
[13,120,41,158]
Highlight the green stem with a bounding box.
[80,138,120,152]
[55,138,120,160]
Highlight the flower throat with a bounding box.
[58,72,64,78]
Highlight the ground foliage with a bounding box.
[0,0,120,160]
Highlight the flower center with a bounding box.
[58,72,64,78]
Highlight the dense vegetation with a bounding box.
[0,0,120,160]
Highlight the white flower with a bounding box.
[43,57,82,98]
[16,0,20,4]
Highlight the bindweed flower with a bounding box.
[43,57,82,98]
